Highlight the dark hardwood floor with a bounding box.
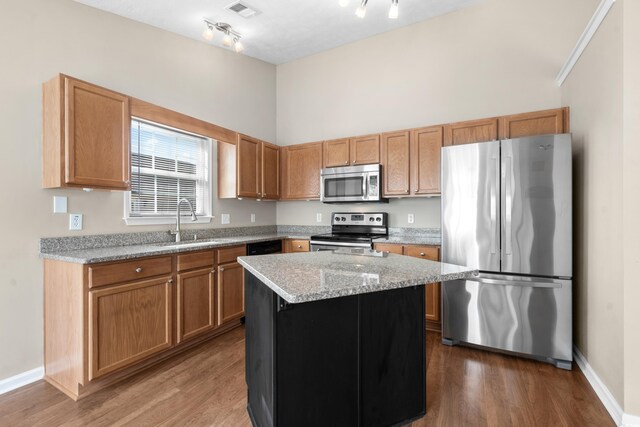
[0,327,613,427]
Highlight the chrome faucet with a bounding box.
[170,198,198,243]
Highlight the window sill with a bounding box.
[123,216,214,226]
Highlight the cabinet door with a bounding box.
[498,107,568,139]
[89,277,172,380]
[380,131,410,196]
[350,134,380,165]
[281,142,323,200]
[287,239,310,253]
[65,77,130,189]
[237,134,261,198]
[262,142,280,200]
[403,246,441,323]
[411,126,443,195]
[323,138,351,167]
[443,118,498,146]
[373,243,404,255]
[177,268,216,343]
[218,262,245,324]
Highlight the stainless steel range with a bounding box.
[310,212,388,251]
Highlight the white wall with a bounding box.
[275,0,598,227]
[0,0,276,380]
[560,0,624,407]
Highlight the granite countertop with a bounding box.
[40,233,313,264]
[238,251,477,304]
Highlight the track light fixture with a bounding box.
[345,0,399,19]
[202,20,244,53]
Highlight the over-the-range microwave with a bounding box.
[320,164,386,203]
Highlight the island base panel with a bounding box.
[245,272,426,427]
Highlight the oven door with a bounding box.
[310,241,372,252]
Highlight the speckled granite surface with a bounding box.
[238,251,476,303]
[40,233,312,264]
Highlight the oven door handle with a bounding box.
[309,241,372,248]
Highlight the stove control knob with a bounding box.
[376,217,382,222]
[335,217,341,222]
[341,217,347,221]
[369,217,374,222]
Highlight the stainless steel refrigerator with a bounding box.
[441,134,572,369]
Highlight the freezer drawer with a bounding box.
[442,274,572,366]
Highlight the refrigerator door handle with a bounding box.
[504,155,513,255]
[466,276,562,289]
[490,156,499,254]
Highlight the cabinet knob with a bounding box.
[297,245,302,248]
[420,252,425,256]
[135,267,142,273]
[352,160,356,164]
[220,267,225,272]
[385,251,390,254]
[167,278,173,284]
[345,161,348,165]
[211,268,216,273]
[125,180,130,184]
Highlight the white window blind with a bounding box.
[129,119,210,218]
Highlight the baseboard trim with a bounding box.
[0,366,44,395]
[573,346,639,427]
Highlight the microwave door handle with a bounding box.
[362,175,367,200]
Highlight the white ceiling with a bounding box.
[73,0,483,64]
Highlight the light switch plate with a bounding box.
[221,214,230,225]
[53,196,67,214]
[316,213,322,222]
[251,213,256,223]
[408,213,415,224]
[69,214,83,230]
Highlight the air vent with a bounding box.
[225,1,261,18]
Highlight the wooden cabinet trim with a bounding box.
[89,276,173,380]
[217,140,237,199]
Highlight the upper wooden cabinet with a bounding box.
[444,118,498,146]
[323,138,350,167]
[411,126,443,195]
[218,135,280,200]
[350,134,380,165]
[281,142,323,200]
[498,107,569,139]
[381,126,442,197]
[380,131,411,196]
[43,74,131,190]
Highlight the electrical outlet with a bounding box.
[251,213,256,223]
[408,213,415,224]
[69,214,83,230]
[221,214,230,225]
[53,196,67,213]
[316,213,322,222]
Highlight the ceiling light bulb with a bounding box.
[222,33,233,47]
[202,26,215,41]
[355,5,366,18]
[234,39,244,53]
[388,3,398,19]
[339,0,349,7]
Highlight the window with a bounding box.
[124,118,212,225]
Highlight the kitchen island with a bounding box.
[238,249,477,427]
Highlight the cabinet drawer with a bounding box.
[403,246,439,261]
[289,240,310,252]
[177,250,215,272]
[89,256,172,288]
[217,245,247,265]
[374,243,404,255]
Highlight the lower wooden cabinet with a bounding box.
[44,248,245,400]
[177,267,217,344]
[89,276,173,380]
[218,262,245,324]
[284,239,310,253]
[374,243,441,329]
